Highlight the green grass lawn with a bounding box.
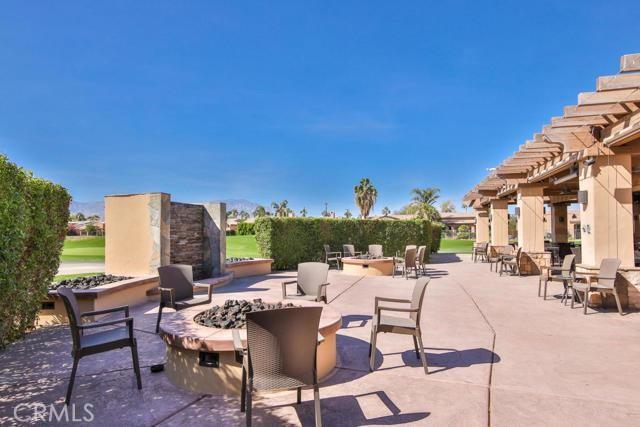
[226,235,260,258]
[61,236,105,262]
[439,239,474,254]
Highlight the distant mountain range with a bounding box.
[70,198,261,219]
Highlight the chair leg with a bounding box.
[131,339,142,390]
[543,279,548,300]
[369,330,378,371]
[155,304,164,334]
[368,327,374,357]
[314,383,322,427]
[245,378,253,426]
[613,289,624,316]
[570,285,575,309]
[65,355,79,405]
[297,386,302,404]
[538,277,542,297]
[583,290,589,314]
[412,335,419,359]
[416,332,428,375]
[240,367,247,412]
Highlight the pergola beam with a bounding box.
[564,103,633,118]
[597,74,640,91]
[551,116,610,128]
[578,89,640,106]
[621,54,640,73]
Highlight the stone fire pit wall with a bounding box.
[105,193,226,279]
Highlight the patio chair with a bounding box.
[369,277,430,374]
[156,264,215,333]
[323,244,342,270]
[416,245,427,276]
[57,287,142,405]
[282,262,330,303]
[233,306,324,427]
[393,247,418,279]
[368,244,383,257]
[573,258,623,315]
[472,242,488,263]
[538,254,575,300]
[500,247,522,276]
[342,244,362,258]
[488,246,504,272]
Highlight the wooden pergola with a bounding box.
[464,53,640,283]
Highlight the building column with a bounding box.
[579,154,634,267]
[516,185,545,252]
[474,208,490,243]
[550,203,569,243]
[490,199,509,246]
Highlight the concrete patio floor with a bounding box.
[3,253,640,426]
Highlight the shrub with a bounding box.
[0,154,70,346]
[456,224,471,240]
[255,217,433,270]
[237,221,255,235]
[431,223,443,253]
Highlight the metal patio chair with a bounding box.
[538,254,575,300]
[369,277,430,374]
[156,264,215,333]
[416,245,427,276]
[57,287,142,405]
[282,262,330,303]
[342,244,362,258]
[488,245,505,272]
[323,244,342,270]
[473,242,488,263]
[368,244,384,257]
[500,247,522,276]
[573,258,623,315]
[233,306,324,427]
[393,246,418,279]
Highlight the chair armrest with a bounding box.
[374,297,411,307]
[327,252,342,257]
[354,251,363,256]
[377,306,419,316]
[195,282,215,299]
[232,329,246,363]
[79,317,133,330]
[159,287,175,306]
[282,280,297,299]
[317,333,325,345]
[316,283,330,299]
[82,305,129,317]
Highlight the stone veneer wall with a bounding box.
[170,202,205,279]
[519,252,551,276]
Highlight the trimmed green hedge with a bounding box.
[237,221,255,235]
[431,223,443,253]
[255,217,433,270]
[0,155,70,346]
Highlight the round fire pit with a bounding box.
[341,256,394,276]
[159,296,342,395]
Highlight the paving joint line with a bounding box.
[448,270,497,427]
[328,275,365,303]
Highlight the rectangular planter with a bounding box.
[224,259,273,278]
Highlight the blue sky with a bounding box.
[1,1,639,215]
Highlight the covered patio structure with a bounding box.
[464,53,640,311]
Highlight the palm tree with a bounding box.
[227,208,238,219]
[239,210,250,220]
[440,200,456,213]
[271,200,290,217]
[411,187,441,221]
[300,207,308,217]
[252,205,267,217]
[344,209,352,219]
[354,178,378,218]
[381,206,391,216]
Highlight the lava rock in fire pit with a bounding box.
[226,257,255,263]
[49,274,132,290]
[194,299,298,329]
